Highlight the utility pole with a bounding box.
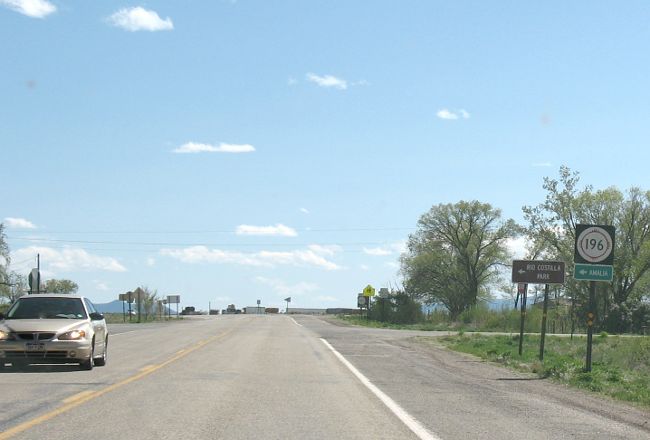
[37,253,40,294]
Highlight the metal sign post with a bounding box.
[284,297,291,314]
[517,283,527,356]
[573,224,615,372]
[126,291,134,322]
[539,283,550,360]
[512,260,565,359]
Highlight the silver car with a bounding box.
[0,294,108,370]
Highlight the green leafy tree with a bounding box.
[43,279,79,294]
[401,201,518,319]
[523,166,650,332]
[0,223,10,297]
[369,289,423,324]
[135,286,159,320]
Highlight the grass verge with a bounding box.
[422,333,650,407]
[103,313,183,324]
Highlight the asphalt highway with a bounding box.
[0,315,647,439]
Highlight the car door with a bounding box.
[84,298,106,353]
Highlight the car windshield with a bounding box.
[7,297,87,320]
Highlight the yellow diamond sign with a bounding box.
[363,284,375,297]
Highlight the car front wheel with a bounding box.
[94,337,107,367]
[80,342,95,370]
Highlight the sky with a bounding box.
[2,1,650,310]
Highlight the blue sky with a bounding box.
[2,1,650,310]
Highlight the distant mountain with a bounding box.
[95,300,129,313]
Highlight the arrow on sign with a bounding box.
[517,269,526,275]
[579,269,588,275]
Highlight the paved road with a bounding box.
[0,315,647,439]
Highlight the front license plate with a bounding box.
[25,343,45,351]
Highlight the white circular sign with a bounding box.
[576,227,613,263]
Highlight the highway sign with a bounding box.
[357,294,369,308]
[378,287,389,298]
[362,284,376,297]
[167,295,180,304]
[511,260,565,284]
[574,224,615,265]
[28,268,40,294]
[574,263,613,281]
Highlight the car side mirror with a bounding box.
[89,312,104,321]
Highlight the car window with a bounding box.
[83,298,97,315]
[7,297,88,320]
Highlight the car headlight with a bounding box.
[0,330,14,341]
[58,330,87,340]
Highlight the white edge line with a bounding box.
[320,338,441,440]
[110,330,137,337]
[290,317,302,327]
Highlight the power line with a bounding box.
[7,236,402,248]
[6,226,415,235]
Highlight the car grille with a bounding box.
[4,351,69,359]
[15,332,56,341]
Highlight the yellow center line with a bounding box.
[138,364,159,372]
[61,390,97,404]
[0,329,234,440]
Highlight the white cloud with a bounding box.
[107,7,173,32]
[436,109,470,120]
[308,244,342,256]
[160,245,341,270]
[172,142,255,154]
[306,73,348,90]
[299,207,310,214]
[506,237,528,259]
[4,217,36,229]
[254,277,319,296]
[236,224,297,237]
[363,247,392,256]
[363,241,406,257]
[0,0,56,18]
[93,281,110,292]
[436,109,458,120]
[257,249,341,270]
[11,246,127,274]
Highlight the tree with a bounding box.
[43,279,79,294]
[401,201,518,319]
[523,166,650,332]
[135,286,159,320]
[369,289,423,324]
[0,223,10,294]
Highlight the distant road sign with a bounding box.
[574,263,613,282]
[167,295,180,304]
[363,285,375,297]
[357,294,369,308]
[574,224,615,265]
[512,260,565,284]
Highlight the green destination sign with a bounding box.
[574,263,613,282]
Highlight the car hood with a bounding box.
[1,319,88,333]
